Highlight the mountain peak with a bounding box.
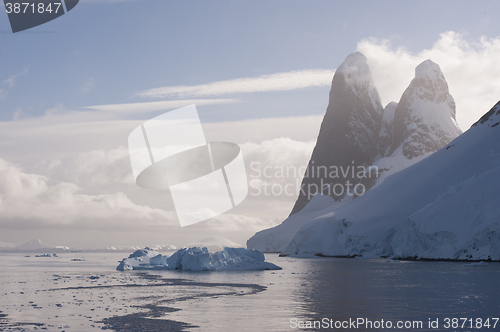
[336,52,373,88]
[338,52,367,69]
[16,239,54,250]
[287,51,383,215]
[249,54,466,253]
[415,59,445,81]
[389,59,461,159]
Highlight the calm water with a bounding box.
[0,252,499,331]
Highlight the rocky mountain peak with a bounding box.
[388,60,461,159]
[289,52,383,215]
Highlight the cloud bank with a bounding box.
[0,158,174,229]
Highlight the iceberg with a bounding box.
[116,247,281,271]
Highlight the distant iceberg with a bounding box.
[116,247,281,271]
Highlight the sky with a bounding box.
[0,0,499,248]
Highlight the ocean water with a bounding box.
[0,252,499,331]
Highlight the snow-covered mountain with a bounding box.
[248,53,462,253]
[0,240,17,249]
[280,101,500,260]
[7,239,70,251]
[371,59,462,184]
[16,239,53,250]
[388,60,462,159]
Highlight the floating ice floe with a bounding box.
[116,247,281,271]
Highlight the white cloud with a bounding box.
[189,213,277,233]
[12,108,23,121]
[80,78,95,93]
[0,110,322,243]
[4,67,28,89]
[238,138,315,211]
[357,31,500,130]
[203,115,323,144]
[0,67,28,100]
[134,69,335,99]
[0,158,175,229]
[40,147,134,186]
[241,137,315,184]
[84,98,238,114]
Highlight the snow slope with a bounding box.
[116,247,281,271]
[281,101,500,260]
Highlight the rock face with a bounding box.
[289,52,383,215]
[378,101,398,157]
[248,54,463,253]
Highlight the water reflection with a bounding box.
[292,257,500,331]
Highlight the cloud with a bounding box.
[33,146,134,186]
[0,67,28,100]
[203,114,323,144]
[357,31,500,130]
[84,98,238,114]
[12,108,24,121]
[0,109,322,189]
[241,137,315,183]
[80,78,95,93]
[239,138,315,205]
[0,158,176,229]
[134,69,335,99]
[195,213,278,233]
[0,111,321,243]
